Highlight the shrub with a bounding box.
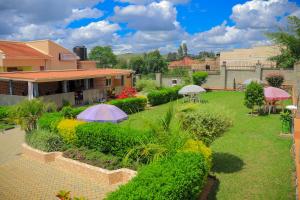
[61,106,87,119]
[12,99,47,133]
[180,108,232,146]
[117,87,137,99]
[265,73,284,88]
[244,82,265,114]
[136,79,157,92]
[38,112,63,133]
[192,71,208,86]
[109,97,147,114]
[0,106,12,120]
[147,86,182,106]
[106,152,209,200]
[57,119,86,144]
[25,129,64,152]
[76,122,151,157]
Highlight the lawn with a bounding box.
[121,91,295,200]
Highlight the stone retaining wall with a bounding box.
[22,143,136,185]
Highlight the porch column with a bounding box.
[8,80,13,95]
[28,82,34,100]
[84,79,89,90]
[63,81,68,93]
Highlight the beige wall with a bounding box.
[2,59,45,71]
[26,40,77,70]
[42,92,75,107]
[220,46,280,67]
[0,94,27,105]
[78,61,97,70]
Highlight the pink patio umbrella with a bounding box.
[264,87,291,101]
[77,104,128,123]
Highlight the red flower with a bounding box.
[117,87,137,99]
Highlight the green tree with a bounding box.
[129,56,146,74]
[166,52,178,62]
[88,46,117,68]
[244,82,264,114]
[115,58,129,69]
[192,71,208,86]
[144,50,167,73]
[178,45,184,59]
[182,43,188,56]
[266,16,300,68]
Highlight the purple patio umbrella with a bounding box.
[77,104,128,123]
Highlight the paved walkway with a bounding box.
[0,128,118,200]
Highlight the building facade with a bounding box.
[0,40,133,106]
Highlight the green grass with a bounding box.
[121,91,295,200]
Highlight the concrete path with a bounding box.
[0,128,118,200]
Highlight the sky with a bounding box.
[0,0,300,54]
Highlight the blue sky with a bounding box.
[1,0,300,54]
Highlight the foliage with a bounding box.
[115,58,129,69]
[56,190,87,200]
[147,86,182,106]
[116,87,137,99]
[192,71,208,86]
[164,68,189,77]
[62,99,71,107]
[265,73,284,88]
[129,56,146,74]
[136,79,157,92]
[106,152,209,200]
[57,119,86,144]
[26,129,64,152]
[144,50,168,73]
[38,112,63,133]
[180,106,233,146]
[109,97,147,114]
[166,52,178,62]
[244,82,265,113]
[12,99,48,133]
[0,106,13,120]
[76,122,151,157]
[177,43,188,59]
[89,46,117,68]
[266,16,300,68]
[197,51,216,60]
[61,106,87,119]
[280,110,292,134]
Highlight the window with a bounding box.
[171,79,178,86]
[121,75,124,86]
[40,66,45,71]
[106,78,112,86]
[205,65,210,71]
[89,78,94,89]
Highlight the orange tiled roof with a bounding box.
[0,69,132,82]
[0,41,51,59]
[169,57,201,68]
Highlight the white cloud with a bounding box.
[116,0,189,5]
[112,1,178,31]
[65,8,103,24]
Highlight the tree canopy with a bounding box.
[88,46,117,68]
[266,16,300,68]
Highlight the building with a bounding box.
[168,56,219,71]
[220,45,281,67]
[0,40,134,106]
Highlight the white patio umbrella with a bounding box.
[178,85,206,95]
[243,78,263,85]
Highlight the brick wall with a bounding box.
[0,81,9,94]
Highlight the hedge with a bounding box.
[106,152,209,200]
[25,129,64,152]
[57,119,86,144]
[76,122,152,157]
[0,106,12,120]
[192,71,208,86]
[147,86,182,106]
[37,112,63,133]
[109,97,147,114]
[60,106,87,119]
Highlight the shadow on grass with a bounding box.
[211,152,244,174]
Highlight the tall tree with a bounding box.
[266,16,300,68]
[178,45,184,59]
[144,50,167,73]
[89,46,117,68]
[129,56,146,74]
[182,43,188,56]
[167,52,178,62]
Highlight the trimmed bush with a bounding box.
[57,119,86,144]
[106,152,209,200]
[38,112,63,133]
[109,97,147,114]
[192,71,208,86]
[60,106,87,119]
[244,82,264,114]
[25,129,64,152]
[180,108,232,146]
[265,73,284,88]
[76,122,151,157]
[147,86,182,106]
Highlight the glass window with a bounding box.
[121,75,124,86]
[106,78,112,86]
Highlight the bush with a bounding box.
[57,119,86,144]
[117,87,137,99]
[0,106,13,122]
[38,112,63,133]
[244,82,265,113]
[180,108,232,146]
[61,106,87,119]
[265,73,284,88]
[25,129,64,152]
[109,97,147,114]
[192,71,208,86]
[76,122,151,157]
[106,152,209,200]
[136,79,157,92]
[147,86,182,106]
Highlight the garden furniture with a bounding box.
[264,87,291,114]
